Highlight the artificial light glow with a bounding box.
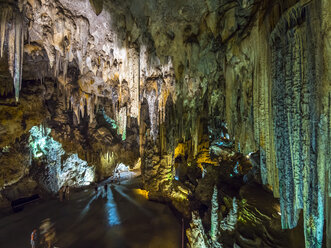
[133,189,149,199]
[35,151,43,158]
[234,162,239,174]
[2,146,10,153]
[246,152,254,159]
[116,186,151,216]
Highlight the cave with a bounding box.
[0,0,330,247]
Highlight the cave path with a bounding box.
[0,183,181,248]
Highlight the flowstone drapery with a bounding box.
[270,3,329,247]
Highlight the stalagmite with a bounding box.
[220,198,237,231]
[210,185,218,241]
[186,211,208,248]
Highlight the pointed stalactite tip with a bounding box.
[89,0,103,16]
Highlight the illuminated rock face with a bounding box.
[29,125,95,192]
[0,0,330,247]
[186,211,209,248]
[270,4,328,246]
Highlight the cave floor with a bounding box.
[0,182,181,248]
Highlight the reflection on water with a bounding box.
[106,189,121,226]
[0,184,181,248]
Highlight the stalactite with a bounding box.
[272,26,299,231]
[0,7,24,102]
[252,11,279,197]
[29,148,32,166]
[20,19,23,91]
[191,111,199,158]
[63,50,69,80]
[8,17,15,79]
[72,98,80,124]
[270,3,327,247]
[321,1,331,246]
[13,14,23,102]
[117,106,127,140]
[87,94,94,123]
[54,50,61,78]
[128,48,140,119]
[0,7,8,58]
[259,148,267,185]
[80,96,85,119]
[65,88,70,111]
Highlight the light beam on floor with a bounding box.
[106,188,121,226]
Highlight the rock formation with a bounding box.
[0,0,330,247]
